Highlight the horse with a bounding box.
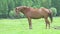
[15,6,53,29]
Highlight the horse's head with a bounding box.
[15,7,20,16]
[15,6,29,14]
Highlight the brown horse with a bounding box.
[15,6,53,29]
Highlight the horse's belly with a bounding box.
[31,17,41,19]
[31,15,43,19]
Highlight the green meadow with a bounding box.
[0,17,60,34]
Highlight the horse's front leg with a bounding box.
[27,17,32,29]
[45,18,50,29]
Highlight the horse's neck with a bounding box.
[21,10,27,15]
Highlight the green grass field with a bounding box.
[0,17,60,34]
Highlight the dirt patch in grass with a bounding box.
[53,26,60,30]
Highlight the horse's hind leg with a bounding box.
[27,17,32,29]
[45,18,50,29]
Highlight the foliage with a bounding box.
[51,0,60,16]
[50,7,57,16]
[9,10,16,18]
[9,9,25,18]
[19,13,26,18]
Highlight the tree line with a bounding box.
[0,0,60,18]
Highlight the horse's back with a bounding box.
[39,8,50,16]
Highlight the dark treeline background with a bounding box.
[0,0,60,18]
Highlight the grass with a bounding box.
[0,17,60,34]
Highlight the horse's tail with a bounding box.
[49,10,53,23]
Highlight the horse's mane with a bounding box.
[17,6,34,9]
[16,6,39,10]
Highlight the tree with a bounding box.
[51,0,60,16]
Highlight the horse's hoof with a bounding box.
[29,27,32,29]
